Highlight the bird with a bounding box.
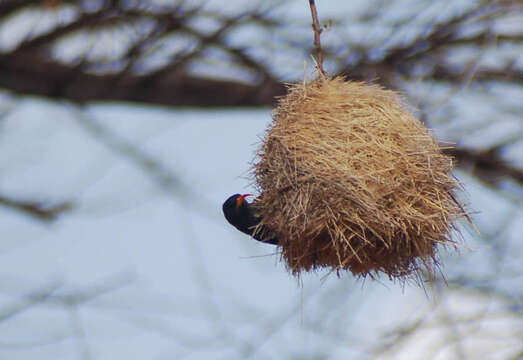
[222,194,279,245]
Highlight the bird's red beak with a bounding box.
[236,193,252,208]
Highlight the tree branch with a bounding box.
[308,0,325,76]
[0,194,73,221]
[444,147,523,186]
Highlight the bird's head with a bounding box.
[223,193,252,209]
[223,194,253,225]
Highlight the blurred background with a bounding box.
[0,0,522,359]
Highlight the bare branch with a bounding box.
[308,0,325,76]
[444,147,523,186]
[0,282,62,322]
[0,194,73,221]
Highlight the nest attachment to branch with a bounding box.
[252,77,468,280]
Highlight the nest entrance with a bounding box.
[252,77,468,280]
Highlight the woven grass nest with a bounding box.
[252,76,468,280]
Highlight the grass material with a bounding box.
[252,77,468,280]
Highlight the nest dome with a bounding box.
[252,77,467,279]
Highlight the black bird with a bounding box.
[222,194,279,245]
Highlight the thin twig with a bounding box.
[0,282,62,322]
[0,195,73,222]
[308,0,325,76]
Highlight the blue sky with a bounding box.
[0,98,520,359]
